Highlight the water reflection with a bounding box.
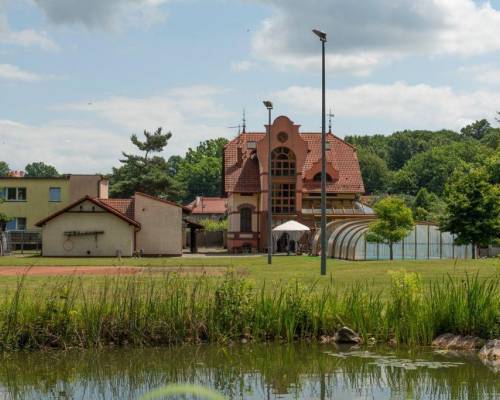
[0,344,498,399]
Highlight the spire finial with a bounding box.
[328,108,334,133]
[242,108,246,133]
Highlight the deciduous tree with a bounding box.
[460,119,491,140]
[25,162,59,177]
[174,138,229,203]
[0,161,9,176]
[440,164,500,258]
[357,149,390,194]
[365,196,415,260]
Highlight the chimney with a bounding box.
[8,170,25,178]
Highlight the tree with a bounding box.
[411,188,445,222]
[484,153,500,185]
[389,141,488,195]
[166,155,183,176]
[357,149,390,194]
[460,119,491,140]
[175,138,229,202]
[184,138,228,163]
[440,164,500,258]
[0,161,9,176]
[25,162,59,177]
[480,128,500,150]
[365,196,415,260]
[110,127,176,198]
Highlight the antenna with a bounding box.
[227,124,241,134]
[328,109,335,133]
[242,108,246,133]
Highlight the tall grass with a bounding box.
[0,270,498,350]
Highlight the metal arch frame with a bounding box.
[344,225,370,260]
[335,221,370,260]
[329,219,373,258]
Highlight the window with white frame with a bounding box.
[5,187,27,201]
[49,187,61,202]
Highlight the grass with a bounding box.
[0,255,498,293]
[0,270,498,351]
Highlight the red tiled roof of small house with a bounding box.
[186,196,227,214]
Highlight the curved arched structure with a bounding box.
[313,220,472,260]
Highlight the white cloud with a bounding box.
[252,0,500,75]
[272,82,500,131]
[0,64,42,81]
[231,60,256,72]
[0,86,235,173]
[33,0,169,29]
[459,64,500,87]
[0,120,127,173]
[0,13,58,51]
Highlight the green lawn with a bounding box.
[0,254,498,293]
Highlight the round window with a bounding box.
[277,131,288,143]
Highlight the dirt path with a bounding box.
[0,266,232,277]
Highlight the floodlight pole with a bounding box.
[313,29,328,276]
[263,101,273,264]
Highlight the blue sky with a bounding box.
[1,0,500,173]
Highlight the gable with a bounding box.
[224,116,365,194]
[35,196,141,228]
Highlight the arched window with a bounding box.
[313,172,333,182]
[271,147,296,177]
[240,207,252,232]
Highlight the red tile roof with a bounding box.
[35,196,141,228]
[224,131,365,194]
[224,133,263,193]
[186,197,227,214]
[301,133,365,193]
[99,198,135,220]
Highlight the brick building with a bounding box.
[222,115,372,253]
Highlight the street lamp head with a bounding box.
[263,100,273,110]
[312,29,327,42]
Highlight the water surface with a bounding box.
[0,344,498,399]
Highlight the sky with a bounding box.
[1,0,500,174]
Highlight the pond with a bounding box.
[0,344,498,399]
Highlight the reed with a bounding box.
[0,270,498,350]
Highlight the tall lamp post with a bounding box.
[312,28,327,276]
[263,100,273,265]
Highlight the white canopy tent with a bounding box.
[272,220,310,253]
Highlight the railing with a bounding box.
[4,230,42,254]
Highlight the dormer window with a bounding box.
[313,172,333,182]
[247,141,257,149]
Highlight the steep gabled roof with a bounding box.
[35,196,141,228]
[224,133,263,193]
[223,130,365,194]
[301,133,365,193]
